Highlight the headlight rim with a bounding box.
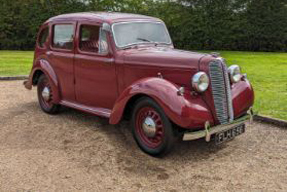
[228,65,242,83]
[192,71,209,93]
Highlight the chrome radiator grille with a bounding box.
[209,59,234,124]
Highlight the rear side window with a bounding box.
[38,27,49,48]
[52,24,74,50]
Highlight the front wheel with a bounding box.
[131,97,178,157]
[37,74,60,114]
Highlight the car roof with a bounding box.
[46,12,162,24]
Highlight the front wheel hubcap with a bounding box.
[135,107,164,148]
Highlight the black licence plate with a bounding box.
[215,123,245,145]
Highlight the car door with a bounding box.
[74,22,118,109]
[49,22,76,102]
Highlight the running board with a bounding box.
[60,100,111,118]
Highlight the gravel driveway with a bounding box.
[0,81,286,192]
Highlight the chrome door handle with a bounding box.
[104,58,114,64]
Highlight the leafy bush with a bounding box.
[0,0,286,51]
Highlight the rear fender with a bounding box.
[109,77,214,129]
[26,59,61,103]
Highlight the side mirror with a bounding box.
[102,23,112,33]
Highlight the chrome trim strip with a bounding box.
[60,100,111,118]
[221,59,234,122]
[182,108,253,141]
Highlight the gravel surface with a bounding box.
[0,81,287,192]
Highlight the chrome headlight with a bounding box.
[192,72,209,92]
[228,65,242,83]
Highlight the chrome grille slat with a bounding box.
[222,62,234,121]
[209,59,234,124]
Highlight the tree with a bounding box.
[0,0,286,51]
[243,0,287,51]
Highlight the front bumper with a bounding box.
[183,108,254,141]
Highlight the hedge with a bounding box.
[0,0,286,52]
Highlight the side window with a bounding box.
[79,25,108,54]
[38,27,49,48]
[52,24,74,50]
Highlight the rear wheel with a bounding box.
[37,74,60,114]
[131,97,178,157]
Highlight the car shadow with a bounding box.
[58,106,228,159]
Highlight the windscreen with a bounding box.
[112,22,172,48]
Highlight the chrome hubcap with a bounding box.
[42,87,50,102]
[142,117,156,137]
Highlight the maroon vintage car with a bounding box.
[24,12,254,156]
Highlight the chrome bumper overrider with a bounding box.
[183,108,254,141]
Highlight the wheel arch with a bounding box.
[109,77,214,129]
[122,93,151,121]
[32,69,44,85]
[122,94,184,134]
[109,77,185,127]
[29,59,61,103]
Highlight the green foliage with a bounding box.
[242,0,287,51]
[0,0,286,51]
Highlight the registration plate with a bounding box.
[215,123,245,145]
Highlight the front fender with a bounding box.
[25,59,61,103]
[109,77,214,129]
[232,79,255,118]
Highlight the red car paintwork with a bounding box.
[25,12,254,129]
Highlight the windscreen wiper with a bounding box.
[136,37,152,42]
[136,38,169,46]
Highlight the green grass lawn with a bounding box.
[218,51,287,120]
[0,50,286,120]
[0,51,34,76]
